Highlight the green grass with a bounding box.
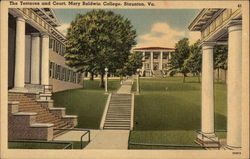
[52,79,120,129]
[129,77,227,149]
[8,141,88,149]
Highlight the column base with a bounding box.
[195,132,220,149]
[135,91,140,95]
[9,87,28,93]
[224,145,241,150]
[25,84,43,93]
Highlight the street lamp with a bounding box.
[136,69,140,94]
[105,67,108,94]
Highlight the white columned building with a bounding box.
[133,47,175,77]
[189,8,244,149]
[30,33,41,85]
[11,16,27,92]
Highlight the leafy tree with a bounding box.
[168,38,190,82]
[64,10,137,87]
[214,45,228,82]
[183,40,202,82]
[117,51,143,77]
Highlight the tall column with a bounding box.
[41,33,49,85]
[11,17,27,92]
[30,33,40,84]
[142,52,145,70]
[159,52,163,70]
[197,41,217,143]
[150,52,153,76]
[226,20,242,149]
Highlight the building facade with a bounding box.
[8,8,82,93]
[189,8,242,149]
[133,47,174,77]
[6,8,80,140]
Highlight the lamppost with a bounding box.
[136,69,140,94]
[105,67,108,94]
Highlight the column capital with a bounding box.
[227,19,242,28]
[30,32,40,37]
[16,16,25,22]
[200,41,216,50]
[41,33,50,38]
[227,20,242,33]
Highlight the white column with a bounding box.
[226,21,242,149]
[160,52,163,70]
[198,42,217,142]
[142,52,145,70]
[41,33,49,85]
[12,17,27,92]
[30,33,40,84]
[150,52,153,76]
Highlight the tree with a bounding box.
[118,51,143,77]
[183,40,202,82]
[214,45,228,82]
[168,38,190,82]
[64,10,137,87]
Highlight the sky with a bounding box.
[54,9,201,48]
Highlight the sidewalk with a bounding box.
[116,79,133,94]
[85,130,130,149]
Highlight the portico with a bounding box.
[189,8,243,149]
[133,47,174,77]
[8,9,53,93]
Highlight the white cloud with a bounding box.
[56,23,70,36]
[188,31,201,45]
[137,22,185,48]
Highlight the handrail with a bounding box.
[53,128,91,149]
[128,141,204,149]
[9,140,73,149]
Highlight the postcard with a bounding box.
[0,0,249,158]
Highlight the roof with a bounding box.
[133,47,175,51]
[188,8,223,31]
[32,8,60,27]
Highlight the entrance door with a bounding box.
[153,63,158,70]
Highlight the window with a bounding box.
[163,52,169,59]
[49,61,53,77]
[153,52,160,59]
[145,52,150,59]
[163,63,168,69]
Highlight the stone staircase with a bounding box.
[103,94,132,130]
[8,92,77,140]
[153,70,163,78]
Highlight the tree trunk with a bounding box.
[183,73,186,83]
[217,68,220,83]
[90,72,94,80]
[197,73,201,83]
[99,74,105,88]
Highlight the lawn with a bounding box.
[129,76,227,149]
[52,79,120,129]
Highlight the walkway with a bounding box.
[116,79,133,94]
